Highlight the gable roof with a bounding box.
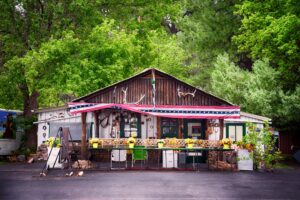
[73,68,234,106]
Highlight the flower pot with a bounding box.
[223,144,230,149]
[92,143,99,148]
[187,144,194,148]
[158,143,164,148]
[129,143,134,148]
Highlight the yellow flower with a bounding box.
[127,137,136,144]
[184,138,195,144]
[46,137,60,147]
[221,138,232,145]
[89,138,102,145]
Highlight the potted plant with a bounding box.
[127,137,136,148]
[89,138,102,148]
[221,138,232,149]
[185,138,195,148]
[157,139,165,148]
[46,137,60,148]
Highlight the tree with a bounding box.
[210,53,300,133]
[233,0,300,91]
[0,0,105,147]
[176,0,242,90]
[211,54,278,116]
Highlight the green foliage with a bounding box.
[0,0,103,66]
[15,115,37,132]
[177,0,242,89]
[1,19,189,108]
[274,86,300,131]
[211,54,278,116]
[0,0,299,136]
[210,53,300,131]
[146,30,190,80]
[233,0,300,90]
[244,122,282,170]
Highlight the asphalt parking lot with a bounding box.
[0,162,300,200]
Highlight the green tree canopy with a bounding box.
[233,0,300,90]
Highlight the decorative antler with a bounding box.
[122,87,128,103]
[177,88,197,98]
[132,94,145,104]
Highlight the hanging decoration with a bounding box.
[121,87,128,104]
[99,111,110,128]
[177,88,196,98]
[151,69,156,108]
[121,87,145,104]
[68,103,240,119]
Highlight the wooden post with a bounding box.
[94,111,99,138]
[157,117,161,138]
[219,119,224,140]
[81,112,87,159]
[178,119,183,139]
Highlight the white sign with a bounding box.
[47,147,63,168]
[237,149,253,171]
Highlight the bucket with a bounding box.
[158,143,164,148]
[92,143,99,148]
[129,143,134,148]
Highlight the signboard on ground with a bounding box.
[237,149,253,171]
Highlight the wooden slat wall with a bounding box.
[84,76,227,106]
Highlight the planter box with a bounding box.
[237,149,253,171]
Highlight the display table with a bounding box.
[89,146,235,171]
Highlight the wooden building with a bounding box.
[68,68,240,154]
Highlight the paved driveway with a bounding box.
[0,163,300,200]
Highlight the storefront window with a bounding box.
[161,118,178,138]
[121,112,140,138]
[226,123,246,141]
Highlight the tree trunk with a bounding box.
[22,86,39,149]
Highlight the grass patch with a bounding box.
[274,162,294,169]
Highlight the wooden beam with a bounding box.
[219,119,224,140]
[178,119,183,139]
[81,112,87,159]
[94,111,99,138]
[157,117,161,139]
